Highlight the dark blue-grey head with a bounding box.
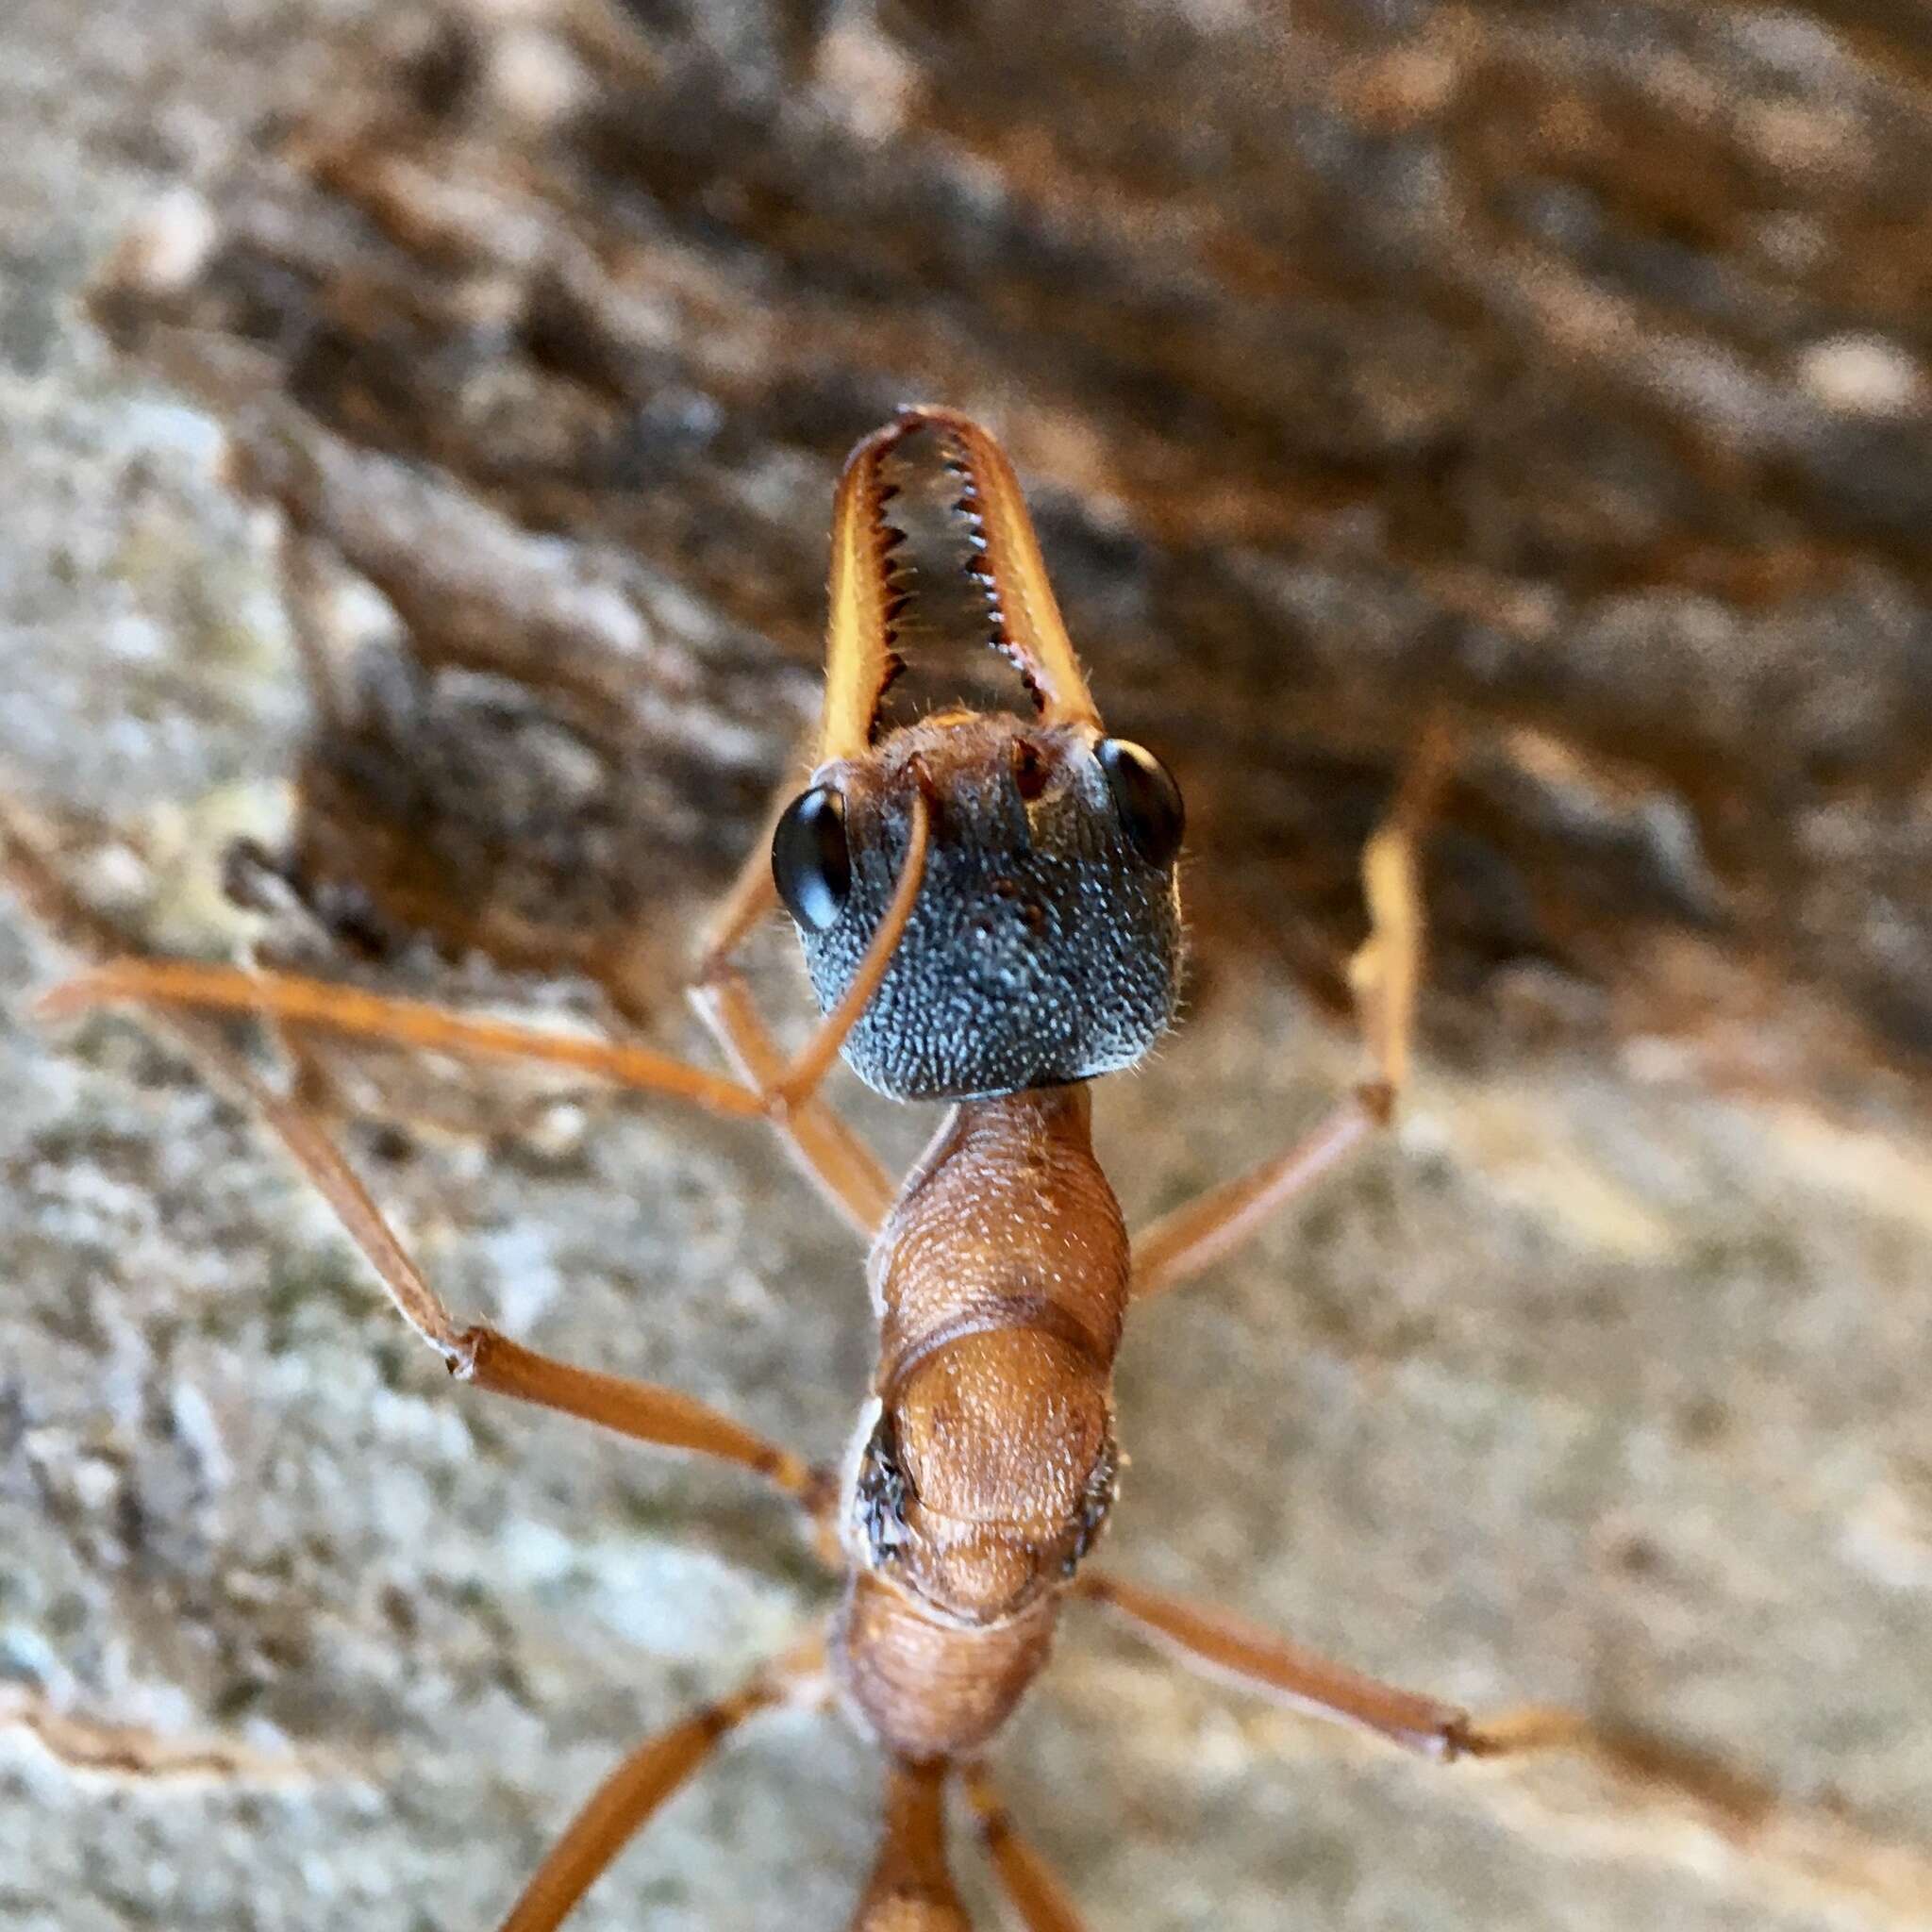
[774,405,1185,1099]
[773,711,1184,1100]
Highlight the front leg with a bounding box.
[34,785,929,1245]
[1130,725,1454,1302]
[684,817,904,1237]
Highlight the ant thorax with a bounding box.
[834,1081,1131,1760]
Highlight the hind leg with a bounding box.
[962,1768,1091,1932]
[496,1637,830,1932]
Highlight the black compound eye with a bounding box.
[1098,739,1185,867]
[772,785,852,932]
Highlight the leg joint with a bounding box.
[1354,1078,1397,1126]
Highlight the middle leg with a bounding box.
[33,939,831,1511]
[1073,1569,1581,1762]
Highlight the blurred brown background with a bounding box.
[3,2,1930,1928]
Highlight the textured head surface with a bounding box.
[791,713,1183,1100]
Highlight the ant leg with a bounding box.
[1073,1572,1581,1763]
[496,1635,829,1932]
[34,789,929,1242]
[961,1767,1090,1932]
[1129,726,1455,1303]
[1128,1094,1387,1303]
[851,1758,973,1932]
[37,959,768,1115]
[27,978,829,1512]
[0,792,145,966]
[685,824,902,1239]
[455,1328,823,1504]
[691,968,895,1236]
[215,1043,829,1502]
[9,807,833,1506]
[741,784,927,1117]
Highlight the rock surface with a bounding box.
[4,2,1931,1929]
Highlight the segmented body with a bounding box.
[836,1083,1128,1761]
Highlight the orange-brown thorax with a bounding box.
[833,1083,1129,1761]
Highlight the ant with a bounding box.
[15,407,1575,1928]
